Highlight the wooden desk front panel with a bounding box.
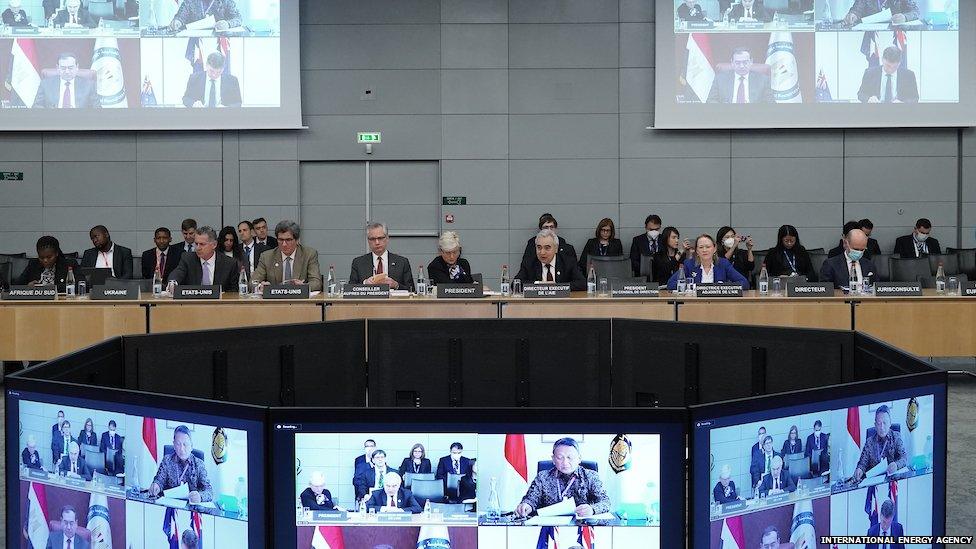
[0,303,146,361]
[855,299,976,357]
[149,302,322,333]
[325,300,498,320]
[501,299,674,320]
[678,300,852,331]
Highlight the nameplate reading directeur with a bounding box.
[695,284,743,298]
[343,284,390,299]
[523,283,571,298]
[611,282,660,298]
[786,282,834,298]
[1,286,57,301]
[874,282,923,297]
[91,286,139,300]
[436,283,484,298]
[174,285,221,300]
[262,284,310,300]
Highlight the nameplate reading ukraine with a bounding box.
[523,283,571,298]
[174,285,220,300]
[611,282,660,298]
[436,283,484,298]
[91,286,139,300]
[963,282,976,297]
[786,282,834,298]
[1,285,56,301]
[343,284,390,299]
[262,284,310,300]
[695,284,743,298]
[874,282,923,297]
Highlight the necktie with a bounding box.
[747,8,752,18]
[453,460,460,474]
[388,495,395,507]
[376,256,384,275]
[208,79,217,107]
[884,74,893,103]
[851,261,857,280]
[72,461,76,473]
[736,77,746,103]
[62,82,71,108]
[284,257,293,281]
[202,260,212,285]
[67,539,71,549]
[774,476,779,490]
[545,264,554,282]
[377,469,384,488]
[71,13,76,24]
[110,436,115,450]
[158,252,166,273]
[882,531,888,549]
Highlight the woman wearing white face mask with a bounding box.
[715,226,755,279]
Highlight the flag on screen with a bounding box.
[766,32,802,103]
[892,29,907,58]
[218,36,232,75]
[500,434,529,511]
[6,38,40,107]
[137,417,159,490]
[842,407,862,480]
[719,515,744,549]
[577,525,596,549]
[816,68,833,102]
[684,33,715,102]
[141,74,158,106]
[162,507,179,549]
[185,37,204,73]
[144,0,180,28]
[417,525,451,549]
[191,511,204,549]
[24,482,49,549]
[888,479,899,524]
[87,493,113,549]
[861,32,880,68]
[311,525,345,549]
[92,37,127,108]
[790,499,817,549]
[536,526,558,549]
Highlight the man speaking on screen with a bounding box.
[170,0,242,31]
[843,0,919,26]
[182,51,242,108]
[33,53,98,109]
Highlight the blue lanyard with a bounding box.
[783,251,797,273]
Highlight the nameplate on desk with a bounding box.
[696,284,743,298]
[312,510,348,522]
[27,469,50,481]
[963,283,976,297]
[765,492,790,505]
[874,282,922,296]
[263,284,309,299]
[436,283,484,298]
[721,500,747,513]
[444,513,476,523]
[91,286,139,300]
[65,477,86,488]
[523,283,571,298]
[687,21,715,29]
[2,286,56,300]
[611,282,660,297]
[735,21,765,29]
[343,284,390,299]
[786,282,834,298]
[376,512,414,522]
[174,285,220,300]
[61,28,89,35]
[12,27,40,35]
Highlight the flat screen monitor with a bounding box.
[6,377,266,548]
[270,408,686,548]
[689,372,947,548]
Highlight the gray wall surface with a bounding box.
[1,0,974,278]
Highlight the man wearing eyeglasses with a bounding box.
[349,222,415,292]
[252,220,323,292]
[707,47,774,104]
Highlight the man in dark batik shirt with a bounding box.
[150,425,213,503]
[854,405,907,482]
[170,0,241,31]
[515,437,610,518]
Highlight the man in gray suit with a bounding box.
[46,505,89,549]
[707,48,774,104]
[252,220,323,292]
[349,222,415,292]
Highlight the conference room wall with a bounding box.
[0,0,973,270]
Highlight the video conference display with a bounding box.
[655,0,976,127]
[691,383,946,548]
[8,388,264,548]
[0,0,300,129]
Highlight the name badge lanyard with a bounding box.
[556,473,578,501]
[784,251,798,275]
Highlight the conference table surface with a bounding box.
[1,290,972,360]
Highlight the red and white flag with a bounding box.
[7,38,40,107]
[720,515,745,549]
[841,407,862,478]
[500,434,529,511]
[24,481,49,549]
[311,526,344,549]
[685,33,715,102]
[137,417,159,489]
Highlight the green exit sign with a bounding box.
[357,132,381,144]
[0,172,24,181]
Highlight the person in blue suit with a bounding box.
[667,234,750,290]
[865,499,905,549]
[820,228,879,290]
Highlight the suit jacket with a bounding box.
[2,8,29,26]
[577,238,624,272]
[781,438,803,456]
[22,448,43,469]
[34,75,99,109]
[168,252,240,292]
[757,468,796,496]
[300,487,336,510]
[707,71,775,104]
[819,253,880,288]
[729,4,772,22]
[53,7,98,27]
[399,457,433,478]
[46,532,90,549]
[630,233,661,276]
[349,252,415,292]
[366,488,422,514]
[141,247,181,281]
[849,0,918,21]
[100,431,123,454]
[514,253,587,291]
[427,256,474,285]
[804,432,828,460]
[58,456,93,481]
[435,455,473,481]
[253,244,323,292]
[237,241,269,274]
[676,2,707,20]
[16,257,80,292]
[652,251,683,285]
[182,71,243,108]
[713,480,740,504]
[865,521,906,549]
[893,234,941,257]
[750,450,779,485]
[42,0,59,18]
[81,245,134,280]
[522,236,578,269]
[173,0,242,27]
[77,430,98,447]
[353,463,392,501]
[354,454,368,469]
[256,236,278,249]
[51,434,76,460]
[764,247,818,281]
[858,67,918,103]
[666,257,751,290]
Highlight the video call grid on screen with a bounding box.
[655,0,976,128]
[0,0,300,130]
[6,386,266,549]
[690,381,947,549]
[271,410,687,549]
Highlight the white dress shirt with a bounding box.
[199,254,216,285]
[58,79,76,108]
[700,263,715,283]
[371,251,389,275]
[732,73,750,103]
[96,244,115,276]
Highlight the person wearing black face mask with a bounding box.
[630,214,662,277]
[763,225,818,281]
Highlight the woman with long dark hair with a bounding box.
[764,225,818,281]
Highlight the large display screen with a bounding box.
[690,378,947,548]
[654,0,976,127]
[271,409,686,548]
[6,384,266,548]
[0,0,300,129]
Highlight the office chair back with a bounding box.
[918,274,968,289]
[403,472,435,488]
[164,444,205,462]
[947,248,976,278]
[589,255,632,282]
[84,449,106,472]
[872,253,893,282]
[808,252,827,280]
[639,254,654,281]
[927,254,959,276]
[411,478,445,504]
[889,258,932,283]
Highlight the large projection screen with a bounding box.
[654,0,976,128]
[0,0,301,130]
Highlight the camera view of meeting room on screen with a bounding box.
[697,387,941,549]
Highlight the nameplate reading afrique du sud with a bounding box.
[436,283,484,299]
[786,282,835,298]
[695,283,743,298]
[610,282,660,298]
[964,282,976,297]
[262,284,310,300]
[873,282,923,297]
[523,283,571,298]
[342,284,390,299]
[174,285,221,300]
[91,285,140,300]
[1,285,57,301]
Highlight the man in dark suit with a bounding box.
[757,455,795,497]
[844,0,919,25]
[366,472,422,514]
[183,52,242,108]
[52,0,96,27]
[81,225,133,280]
[707,48,774,104]
[829,221,865,258]
[3,0,30,27]
[178,218,198,255]
[630,214,662,276]
[750,434,777,489]
[805,420,829,476]
[52,419,76,465]
[99,420,122,454]
[515,229,587,290]
[33,52,98,109]
[253,218,278,249]
[168,226,240,291]
[235,220,268,275]
[893,218,941,258]
[46,505,90,549]
[141,227,181,281]
[353,449,392,503]
[821,229,879,288]
[169,0,241,31]
[858,47,918,104]
[349,222,415,292]
[57,441,93,481]
[354,439,376,470]
[859,219,883,257]
[50,410,66,464]
[435,442,474,501]
[520,213,578,268]
[729,0,772,22]
[42,0,58,19]
[866,499,906,549]
[299,471,337,511]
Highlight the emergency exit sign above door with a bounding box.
[357,132,381,144]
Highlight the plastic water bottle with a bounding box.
[758,264,769,296]
[587,263,597,296]
[486,477,502,520]
[238,267,249,295]
[676,264,687,294]
[359,497,367,516]
[65,267,76,297]
[500,265,511,296]
[152,268,163,297]
[416,266,428,296]
[424,499,432,519]
[235,476,248,519]
[862,273,873,296]
[935,263,946,294]
[327,264,337,295]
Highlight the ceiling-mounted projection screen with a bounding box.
[654,0,976,128]
[0,0,301,130]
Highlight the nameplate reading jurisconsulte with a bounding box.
[873,282,923,297]
[174,285,221,300]
[1,285,57,301]
[263,284,310,300]
[523,283,571,298]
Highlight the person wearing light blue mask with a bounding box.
[819,228,880,289]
